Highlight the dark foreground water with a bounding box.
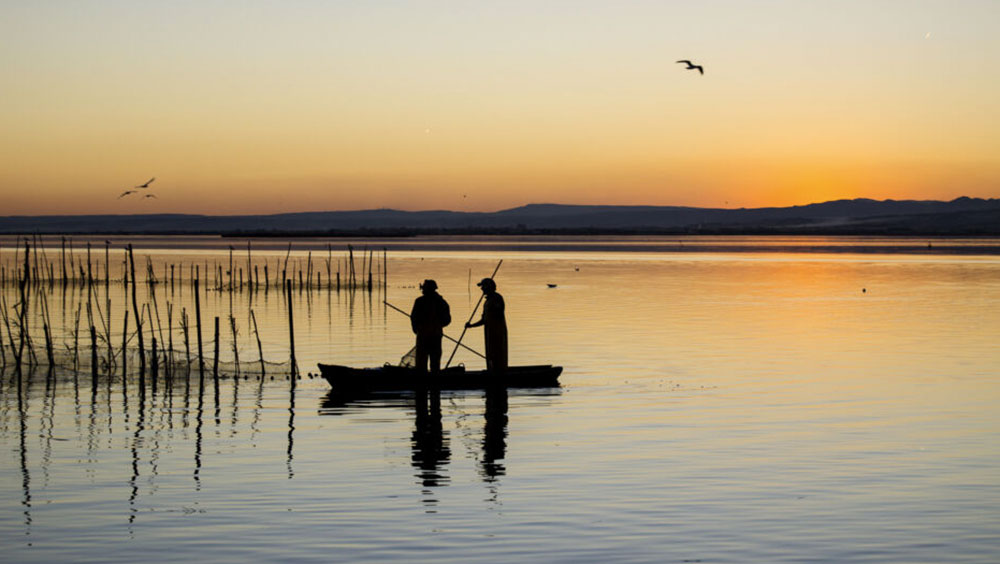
[1,237,998,562]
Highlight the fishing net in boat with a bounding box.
[399,346,417,368]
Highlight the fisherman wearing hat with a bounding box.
[466,278,508,374]
[410,279,451,373]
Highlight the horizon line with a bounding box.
[2,196,995,219]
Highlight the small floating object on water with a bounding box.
[547,283,557,288]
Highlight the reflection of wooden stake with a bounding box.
[43,322,55,367]
[90,325,98,382]
[213,317,220,381]
[151,336,159,390]
[121,310,128,382]
[195,277,204,380]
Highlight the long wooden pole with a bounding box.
[384,301,486,360]
[445,259,502,369]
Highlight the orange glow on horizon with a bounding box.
[1,2,997,215]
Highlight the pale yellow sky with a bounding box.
[1,1,998,215]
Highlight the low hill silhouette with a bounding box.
[1,198,998,235]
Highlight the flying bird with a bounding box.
[143,194,158,199]
[135,177,156,189]
[118,190,137,199]
[676,60,704,75]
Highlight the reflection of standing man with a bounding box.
[481,386,508,480]
[412,389,451,493]
[411,279,451,373]
[466,278,508,374]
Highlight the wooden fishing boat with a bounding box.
[317,363,562,391]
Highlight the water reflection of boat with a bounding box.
[318,386,561,414]
[317,363,562,391]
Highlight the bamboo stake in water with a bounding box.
[43,315,55,367]
[250,309,265,379]
[151,336,159,391]
[121,310,129,383]
[194,276,204,381]
[61,236,67,285]
[0,309,6,372]
[286,279,297,378]
[128,244,145,377]
[246,241,252,291]
[229,315,240,378]
[348,245,355,288]
[0,306,6,371]
[86,242,93,289]
[167,303,174,381]
[181,307,191,373]
[104,240,110,289]
[17,240,30,368]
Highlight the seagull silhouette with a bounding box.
[143,193,157,199]
[118,190,138,199]
[135,177,156,189]
[676,60,704,75]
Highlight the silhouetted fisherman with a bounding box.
[466,278,508,374]
[410,279,451,373]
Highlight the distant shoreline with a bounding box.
[2,198,999,236]
[2,233,999,256]
[2,227,1000,237]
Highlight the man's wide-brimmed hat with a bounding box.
[420,279,438,291]
[477,278,496,291]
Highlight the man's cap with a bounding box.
[477,278,496,290]
[420,279,438,291]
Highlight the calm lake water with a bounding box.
[1,236,998,563]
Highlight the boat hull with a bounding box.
[318,363,562,391]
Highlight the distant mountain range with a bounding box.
[1,197,998,235]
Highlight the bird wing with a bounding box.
[136,177,155,188]
[144,194,157,198]
[676,60,692,65]
[118,190,135,198]
[695,65,704,74]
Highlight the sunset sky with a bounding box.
[1,1,998,215]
